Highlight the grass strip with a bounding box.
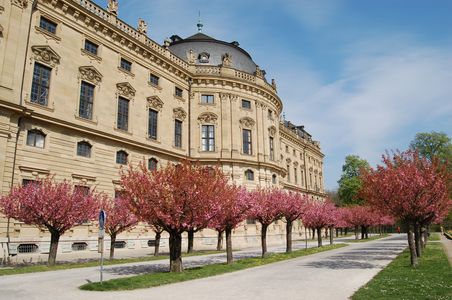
[428,232,441,241]
[0,250,221,276]
[352,242,452,300]
[347,234,389,243]
[80,244,347,291]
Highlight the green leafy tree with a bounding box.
[409,131,452,163]
[338,155,370,206]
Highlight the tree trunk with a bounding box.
[216,230,224,251]
[317,228,322,247]
[421,224,428,249]
[344,228,348,236]
[169,231,183,272]
[355,226,359,240]
[329,228,334,245]
[154,231,161,256]
[261,223,269,257]
[226,227,233,264]
[365,226,369,239]
[109,233,116,260]
[325,228,328,238]
[312,228,315,240]
[406,223,418,267]
[48,231,60,266]
[286,220,293,253]
[361,226,365,239]
[336,228,339,237]
[187,229,194,254]
[414,222,422,257]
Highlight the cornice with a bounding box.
[279,125,324,157]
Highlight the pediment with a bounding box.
[79,66,102,84]
[31,45,61,67]
[116,82,136,98]
[239,117,255,128]
[147,96,164,111]
[198,112,218,123]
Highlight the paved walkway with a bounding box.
[0,235,407,300]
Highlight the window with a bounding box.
[114,190,125,199]
[22,179,38,186]
[75,185,90,196]
[148,158,158,171]
[242,129,252,155]
[79,81,94,119]
[26,130,45,148]
[269,137,274,160]
[148,109,158,140]
[39,16,57,34]
[174,120,182,148]
[30,63,51,106]
[294,167,298,184]
[309,172,313,187]
[301,170,304,186]
[245,169,254,181]
[272,174,277,184]
[120,58,132,72]
[241,99,251,109]
[293,149,296,156]
[201,94,214,104]
[117,97,129,131]
[71,242,88,251]
[116,150,128,165]
[77,141,92,158]
[84,40,98,56]
[201,125,215,151]
[287,165,290,182]
[113,241,127,249]
[246,218,256,225]
[175,87,183,98]
[18,244,39,253]
[149,74,159,86]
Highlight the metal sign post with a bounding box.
[98,210,106,284]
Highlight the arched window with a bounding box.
[116,150,128,165]
[148,158,158,171]
[77,141,92,158]
[26,129,46,148]
[272,174,277,184]
[245,169,254,181]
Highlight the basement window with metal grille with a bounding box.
[114,241,127,249]
[147,240,156,247]
[17,244,39,253]
[71,242,88,251]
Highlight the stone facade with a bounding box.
[0,0,325,256]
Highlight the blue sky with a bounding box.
[93,0,452,190]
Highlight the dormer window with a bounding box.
[198,52,210,63]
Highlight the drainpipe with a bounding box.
[187,78,193,158]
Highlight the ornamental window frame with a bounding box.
[116,150,128,165]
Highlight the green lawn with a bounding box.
[352,242,452,300]
[428,232,441,241]
[80,244,347,291]
[0,250,221,276]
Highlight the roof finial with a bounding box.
[197,11,203,32]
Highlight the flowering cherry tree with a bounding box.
[121,161,228,272]
[211,187,251,264]
[360,150,451,266]
[249,189,283,257]
[280,191,308,253]
[101,195,138,259]
[0,177,99,265]
[302,199,337,247]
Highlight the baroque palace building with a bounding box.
[0,0,325,255]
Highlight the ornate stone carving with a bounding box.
[31,46,60,67]
[173,107,187,121]
[239,117,255,128]
[271,78,277,90]
[294,161,299,167]
[268,126,277,137]
[116,82,135,98]
[11,0,28,9]
[107,0,118,15]
[146,96,163,111]
[79,66,102,84]
[219,93,229,101]
[255,65,264,78]
[198,112,218,123]
[221,53,232,67]
[198,52,210,63]
[286,158,292,164]
[187,49,196,64]
[138,18,148,34]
